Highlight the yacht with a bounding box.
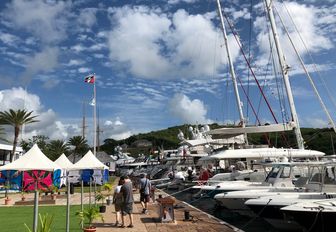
[244,162,336,231]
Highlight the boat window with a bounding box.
[280,166,291,178]
[266,166,280,180]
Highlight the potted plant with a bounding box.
[102,183,113,205]
[21,191,26,201]
[95,191,106,213]
[49,185,58,200]
[4,184,11,205]
[76,207,104,232]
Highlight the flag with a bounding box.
[89,98,95,106]
[84,74,95,83]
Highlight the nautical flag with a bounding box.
[84,74,95,83]
[89,98,96,106]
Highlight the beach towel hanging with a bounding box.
[0,170,22,190]
[53,169,62,188]
[23,170,53,191]
[81,169,94,184]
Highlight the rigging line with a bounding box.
[223,11,279,125]
[274,6,336,134]
[236,72,271,145]
[280,0,336,112]
[246,0,254,122]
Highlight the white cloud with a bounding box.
[21,47,59,84]
[0,32,20,46]
[169,93,212,124]
[254,2,333,67]
[103,118,132,140]
[78,8,97,28]
[168,0,199,4]
[67,59,85,66]
[0,87,80,141]
[4,0,70,44]
[107,6,238,80]
[78,67,91,73]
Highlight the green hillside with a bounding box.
[100,124,336,156]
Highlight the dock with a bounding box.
[95,191,241,232]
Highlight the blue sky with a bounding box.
[0,0,335,145]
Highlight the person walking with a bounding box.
[120,176,134,228]
[139,173,151,214]
[113,179,124,227]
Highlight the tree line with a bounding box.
[1,109,335,163]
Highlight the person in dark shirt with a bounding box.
[139,173,151,214]
[120,176,134,228]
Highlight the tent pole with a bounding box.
[33,181,38,232]
[89,180,92,207]
[94,180,97,206]
[66,173,70,232]
[81,180,84,229]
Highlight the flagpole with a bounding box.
[93,74,97,156]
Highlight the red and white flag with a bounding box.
[84,74,95,83]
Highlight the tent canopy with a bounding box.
[0,144,61,171]
[54,154,73,170]
[69,150,108,170]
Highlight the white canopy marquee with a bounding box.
[0,144,61,171]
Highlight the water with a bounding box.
[166,189,279,232]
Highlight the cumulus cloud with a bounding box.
[254,2,333,67]
[4,0,70,44]
[78,8,97,28]
[3,0,71,86]
[0,87,80,141]
[21,47,59,84]
[103,118,132,140]
[107,6,238,80]
[169,93,212,124]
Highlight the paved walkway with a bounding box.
[94,190,241,232]
[1,187,242,232]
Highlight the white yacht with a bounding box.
[281,198,336,232]
[244,162,336,231]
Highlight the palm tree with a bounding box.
[0,109,38,162]
[47,140,69,161]
[67,136,88,163]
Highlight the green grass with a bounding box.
[0,205,83,232]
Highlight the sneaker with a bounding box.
[144,209,149,214]
[142,208,146,214]
[127,224,134,228]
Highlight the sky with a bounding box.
[0,0,335,146]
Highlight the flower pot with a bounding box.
[106,199,112,206]
[83,227,96,232]
[99,205,106,213]
[4,198,11,205]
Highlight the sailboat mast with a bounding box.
[265,0,304,149]
[216,0,247,144]
[93,76,97,156]
[82,101,86,139]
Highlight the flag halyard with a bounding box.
[84,75,95,83]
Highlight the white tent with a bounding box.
[54,154,73,170]
[69,150,108,170]
[0,144,61,171]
